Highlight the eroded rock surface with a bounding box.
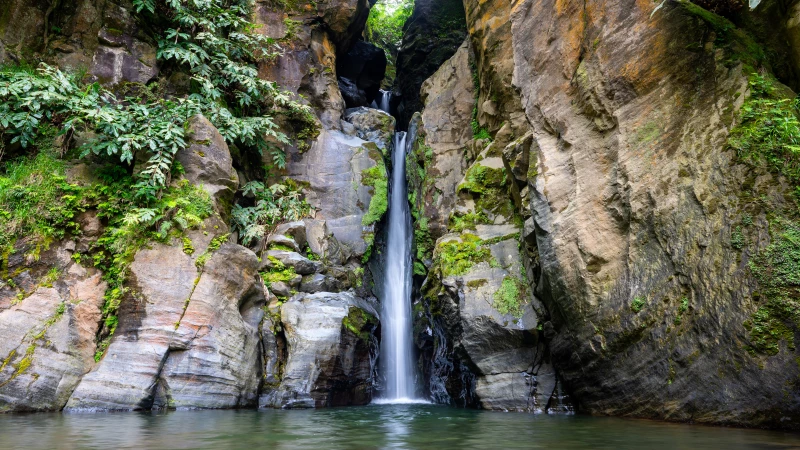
[260,291,378,408]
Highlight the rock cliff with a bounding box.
[2,0,800,431]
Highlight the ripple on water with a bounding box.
[0,405,799,450]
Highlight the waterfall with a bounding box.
[378,130,417,401]
[378,90,391,114]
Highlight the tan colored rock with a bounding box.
[0,263,106,412]
[408,39,476,243]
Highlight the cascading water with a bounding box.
[378,90,391,114]
[374,92,418,402]
[378,130,417,401]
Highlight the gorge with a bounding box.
[1,0,800,446]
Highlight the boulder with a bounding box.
[300,273,340,293]
[267,234,301,253]
[276,221,308,249]
[339,77,367,109]
[343,108,396,150]
[260,291,378,408]
[286,129,389,258]
[264,250,322,275]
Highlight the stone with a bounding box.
[268,234,301,253]
[176,115,239,212]
[407,39,476,243]
[337,41,387,107]
[343,107,396,150]
[65,238,264,411]
[286,129,389,258]
[270,281,292,298]
[276,221,308,249]
[300,273,340,294]
[394,0,468,127]
[265,250,322,275]
[260,291,378,408]
[339,77,367,109]
[0,266,106,412]
[155,245,265,409]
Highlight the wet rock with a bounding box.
[343,107,396,150]
[339,77,367,109]
[337,41,387,107]
[260,291,378,408]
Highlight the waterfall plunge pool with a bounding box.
[1,404,798,449]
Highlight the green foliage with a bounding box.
[493,276,525,318]
[0,149,85,250]
[361,158,389,226]
[631,296,646,313]
[365,0,414,60]
[674,297,690,325]
[1,0,317,193]
[342,306,377,342]
[450,211,490,233]
[745,218,800,355]
[729,74,800,185]
[231,181,311,246]
[435,233,493,277]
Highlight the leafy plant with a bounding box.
[365,0,414,60]
[232,181,311,246]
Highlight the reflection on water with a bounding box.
[0,404,798,449]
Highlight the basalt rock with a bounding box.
[336,40,387,107]
[0,255,106,412]
[176,115,239,214]
[394,0,468,128]
[1,0,158,84]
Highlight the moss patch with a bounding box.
[342,307,377,342]
[745,218,800,355]
[493,276,525,318]
[361,148,389,227]
[435,233,494,278]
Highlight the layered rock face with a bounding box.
[409,40,570,413]
[435,0,800,428]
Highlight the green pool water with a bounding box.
[0,404,798,449]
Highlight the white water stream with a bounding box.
[376,91,418,401]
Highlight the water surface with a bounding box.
[1,405,799,449]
